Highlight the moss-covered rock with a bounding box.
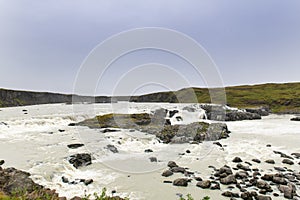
[76,113,230,143]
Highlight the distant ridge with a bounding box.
[1,82,299,113]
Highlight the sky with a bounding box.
[0,0,300,95]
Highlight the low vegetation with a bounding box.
[131,82,300,113]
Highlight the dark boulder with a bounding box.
[196,180,211,189]
[220,174,237,185]
[265,159,275,164]
[106,144,119,153]
[173,178,189,187]
[162,170,173,177]
[290,117,300,121]
[282,159,294,165]
[67,143,84,149]
[232,157,243,163]
[68,153,92,168]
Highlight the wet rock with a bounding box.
[274,167,286,172]
[255,195,272,200]
[84,179,93,186]
[290,117,300,121]
[167,161,178,168]
[274,151,294,159]
[171,167,186,173]
[149,157,157,162]
[282,159,294,165]
[186,150,191,154]
[62,176,69,183]
[67,143,84,149]
[162,170,173,177]
[219,165,233,175]
[173,178,189,187]
[278,184,294,199]
[144,149,153,153]
[106,144,119,153]
[233,157,243,163]
[102,128,119,133]
[210,182,220,190]
[272,176,287,185]
[58,129,65,132]
[68,123,76,126]
[252,159,261,163]
[237,163,251,171]
[241,191,253,200]
[213,142,222,147]
[196,180,211,189]
[68,153,92,168]
[222,191,239,198]
[0,160,4,166]
[235,171,249,179]
[265,159,275,164]
[261,174,273,181]
[291,153,300,158]
[194,177,203,181]
[256,180,272,192]
[163,180,172,184]
[220,174,237,185]
[266,144,272,147]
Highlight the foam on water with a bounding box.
[0,103,299,199]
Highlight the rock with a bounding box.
[68,153,92,168]
[210,182,220,190]
[255,195,272,200]
[225,110,261,121]
[235,171,249,179]
[169,110,179,118]
[106,144,119,153]
[222,191,239,198]
[84,179,93,186]
[167,161,178,168]
[213,142,222,147]
[252,159,261,163]
[261,174,273,181]
[58,129,65,132]
[62,176,69,183]
[256,180,272,192]
[274,151,294,159]
[68,123,76,126]
[232,157,243,163]
[102,128,119,133]
[67,143,84,149]
[245,107,269,116]
[272,176,287,185]
[265,159,275,164]
[144,149,153,153]
[149,157,157,162]
[274,167,286,172]
[266,144,272,147]
[291,152,300,158]
[186,150,191,154]
[278,184,294,199]
[290,117,300,121]
[173,178,189,187]
[237,163,251,171]
[220,174,237,185]
[162,170,173,177]
[194,177,202,181]
[219,165,233,175]
[0,160,4,166]
[282,159,294,165]
[196,180,211,189]
[163,180,172,184]
[171,167,186,173]
[241,191,253,200]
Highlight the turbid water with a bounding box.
[0,103,299,199]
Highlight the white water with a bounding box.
[0,103,299,199]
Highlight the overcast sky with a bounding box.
[0,0,300,95]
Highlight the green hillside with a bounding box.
[131,82,300,113]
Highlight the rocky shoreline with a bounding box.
[160,147,300,200]
[0,160,125,200]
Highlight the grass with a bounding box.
[131,82,300,113]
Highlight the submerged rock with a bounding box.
[106,144,119,153]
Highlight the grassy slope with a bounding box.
[131,82,300,113]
